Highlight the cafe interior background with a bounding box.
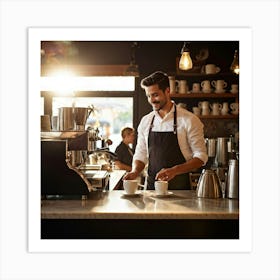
[39,40,241,240]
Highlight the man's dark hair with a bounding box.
[140,71,170,92]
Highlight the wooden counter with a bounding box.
[41,190,239,239]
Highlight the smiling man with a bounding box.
[123,71,208,190]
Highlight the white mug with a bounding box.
[176,80,188,94]
[155,181,168,195]
[192,83,201,93]
[201,80,211,93]
[230,84,239,93]
[221,102,229,115]
[205,64,220,74]
[192,106,201,116]
[123,180,138,194]
[210,103,222,116]
[201,107,210,116]
[168,76,176,93]
[212,80,227,93]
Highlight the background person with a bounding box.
[114,127,135,172]
[123,71,208,189]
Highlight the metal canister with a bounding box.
[214,137,229,167]
[58,107,74,131]
[226,159,239,199]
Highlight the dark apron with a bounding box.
[147,105,191,190]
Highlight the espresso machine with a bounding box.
[41,106,116,199]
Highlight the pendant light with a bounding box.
[230,49,239,74]
[124,42,140,77]
[179,42,193,71]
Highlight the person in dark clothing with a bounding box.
[114,127,135,171]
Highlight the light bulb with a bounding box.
[179,51,193,71]
[230,50,239,74]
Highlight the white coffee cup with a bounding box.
[192,106,201,116]
[230,84,239,93]
[155,181,168,195]
[205,64,220,74]
[192,83,201,93]
[123,180,138,194]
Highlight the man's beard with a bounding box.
[153,100,167,111]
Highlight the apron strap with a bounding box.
[149,104,177,134]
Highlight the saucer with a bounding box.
[121,191,142,197]
[214,89,225,94]
[151,191,174,198]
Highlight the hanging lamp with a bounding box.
[230,49,240,74]
[179,42,193,71]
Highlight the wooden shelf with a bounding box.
[170,92,238,98]
[198,114,239,119]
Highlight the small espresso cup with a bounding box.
[123,180,138,194]
[155,181,168,195]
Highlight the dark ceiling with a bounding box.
[41,41,239,74]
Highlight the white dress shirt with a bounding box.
[133,102,208,166]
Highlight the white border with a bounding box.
[28,27,252,253]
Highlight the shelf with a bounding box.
[170,93,238,98]
[174,72,238,77]
[198,114,239,119]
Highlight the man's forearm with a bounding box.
[131,159,145,175]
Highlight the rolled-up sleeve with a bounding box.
[133,115,151,165]
[178,111,208,165]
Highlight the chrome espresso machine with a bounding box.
[41,106,117,199]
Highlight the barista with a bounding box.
[114,127,135,172]
[123,71,208,189]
